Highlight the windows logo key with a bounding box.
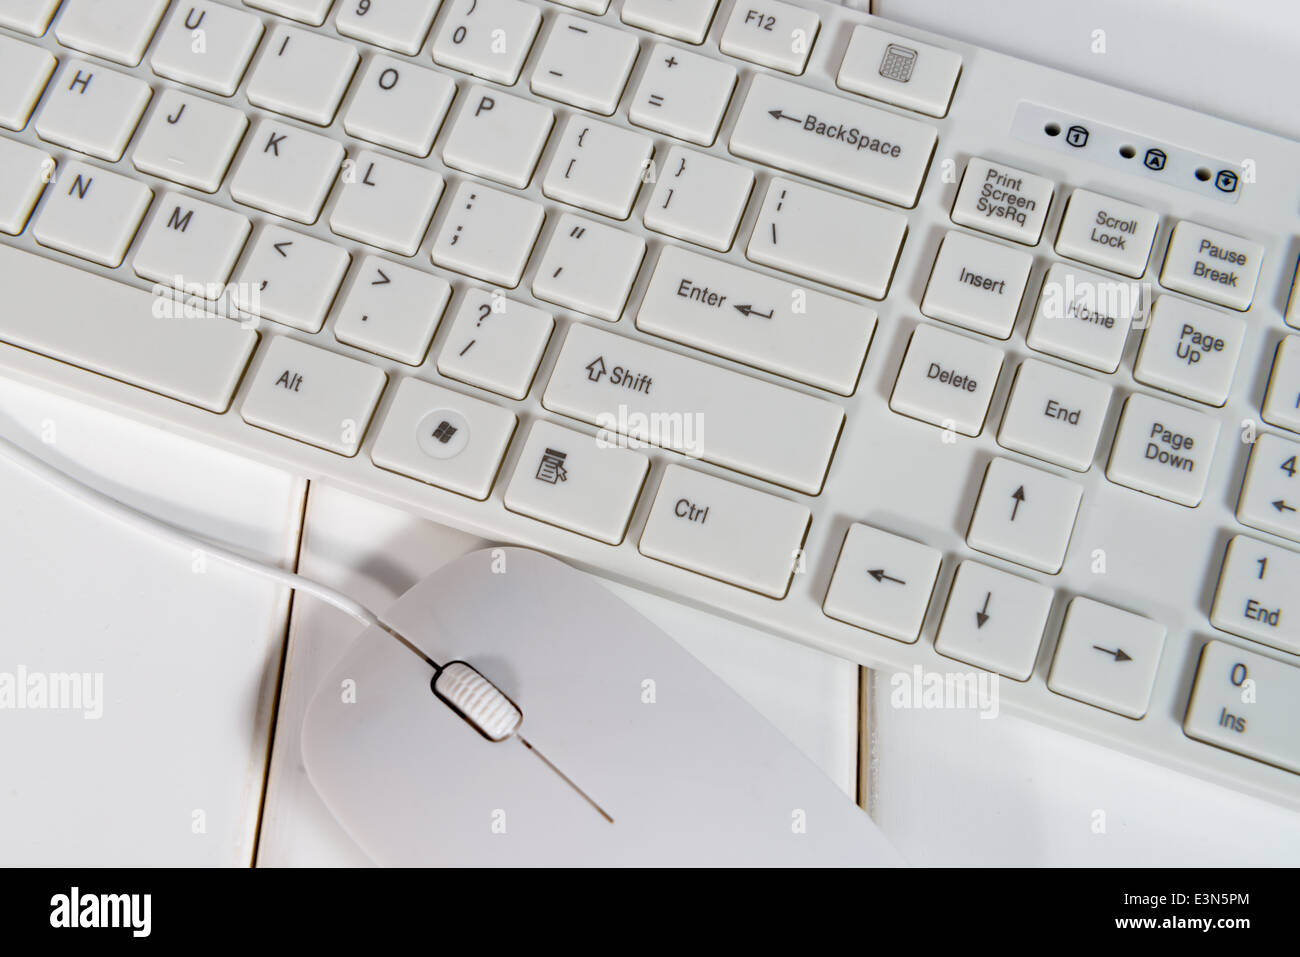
[431,420,459,444]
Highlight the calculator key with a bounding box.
[1053,188,1159,278]
[531,15,639,116]
[950,158,1053,245]
[629,43,736,146]
[1160,220,1265,311]
[344,55,456,158]
[1026,262,1142,373]
[33,159,152,268]
[1133,296,1245,406]
[442,86,554,189]
[635,245,875,395]
[746,176,906,299]
[35,60,152,162]
[1211,535,1300,654]
[1237,433,1300,543]
[335,0,441,55]
[997,359,1112,472]
[132,91,247,194]
[151,1,264,95]
[231,225,350,332]
[836,25,961,117]
[329,149,445,256]
[920,231,1033,339]
[889,324,1003,436]
[241,337,387,456]
[1105,392,1220,507]
[533,214,645,322]
[228,118,345,223]
[0,139,52,235]
[638,464,811,598]
[436,288,553,399]
[55,0,168,66]
[966,457,1082,574]
[246,24,360,126]
[730,74,937,208]
[1263,336,1300,434]
[543,115,654,219]
[431,0,542,85]
[621,0,718,43]
[935,560,1053,681]
[504,420,649,545]
[132,192,251,291]
[333,256,452,366]
[1047,598,1166,719]
[0,0,59,35]
[719,0,819,75]
[646,146,753,252]
[430,181,545,288]
[0,35,56,131]
[822,524,942,643]
[1184,640,1300,774]
[372,377,518,499]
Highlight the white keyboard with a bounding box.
[2,0,1300,808]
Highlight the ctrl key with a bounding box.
[1185,640,1300,775]
[638,465,811,598]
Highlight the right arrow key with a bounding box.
[1048,598,1166,719]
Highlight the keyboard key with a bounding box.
[1047,598,1166,719]
[0,35,55,130]
[242,337,386,455]
[628,43,736,145]
[244,0,334,26]
[329,149,445,256]
[431,0,542,85]
[54,0,168,66]
[1236,433,1300,543]
[436,288,553,399]
[950,157,1053,245]
[1133,296,1245,406]
[150,1,264,95]
[638,465,811,598]
[621,0,718,43]
[1026,262,1142,373]
[1160,220,1265,310]
[343,55,456,158]
[542,323,844,494]
[1105,392,1220,506]
[430,181,544,288]
[1262,336,1300,433]
[996,358,1112,471]
[442,86,554,189]
[719,0,819,75]
[334,256,451,366]
[533,214,645,321]
[0,139,52,235]
[35,60,152,162]
[920,231,1033,339]
[504,420,650,545]
[335,0,441,55]
[543,115,654,219]
[33,160,152,267]
[0,0,59,35]
[966,457,1082,574]
[836,25,962,117]
[823,524,942,643]
[934,560,1053,681]
[132,89,249,193]
[551,0,609,12]
[0,243,258,411]
[228,118,345,223]
[246,24,359,126]
[371,376,518,499]
[1054,188,1159,278]
[645,146,753,252]
[231,226,350,332]
[1211,535,1300,654]
[889,324,1003,436]
[531,15,639,116]
[636,245,875,394]
[730,74,937,208]
[746,176,906,299]
[1184,640,1300,774]
[1289,258,1300,331]
[132,192,252,291]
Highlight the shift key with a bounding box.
[542,323,844,493]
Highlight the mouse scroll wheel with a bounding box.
[432,661,523,742]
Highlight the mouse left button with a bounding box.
[432,661,523,742]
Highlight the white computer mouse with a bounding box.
[301,547,903,866]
